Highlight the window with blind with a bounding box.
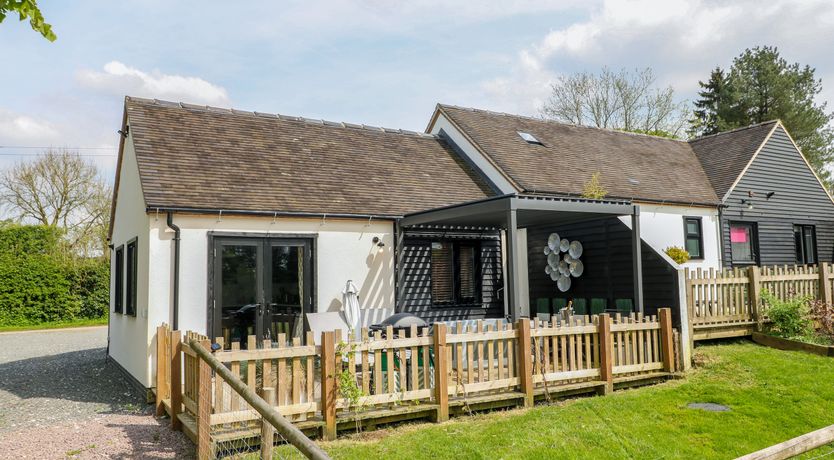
[431,241,480,306]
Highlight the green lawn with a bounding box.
[0,317,108,332]
[305,341,834,459]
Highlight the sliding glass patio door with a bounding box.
[212,236,312,348]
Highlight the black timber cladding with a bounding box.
[721,126,834,267]
[397,230,504,322]
[526,217,681,326]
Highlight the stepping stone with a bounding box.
[687,402,730,412]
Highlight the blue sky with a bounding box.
[1,0,833,181]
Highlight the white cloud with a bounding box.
[0,109,60,144]
[481,0,834,116]
[76,61,230,106]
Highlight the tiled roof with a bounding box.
[124,97,494,217]
[436,105,721,205]
[688,121,779,200]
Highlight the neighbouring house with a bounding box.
[107,97,831,391]
[690,121,834,267]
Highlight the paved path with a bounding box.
[0,326,193,458]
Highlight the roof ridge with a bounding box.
[687,120,780,143]
[126,96,438,139]
[437,103,689,143]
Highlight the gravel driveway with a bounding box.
[0,326,194,458]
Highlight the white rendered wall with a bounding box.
[147,215,396,337]
[108,132,152,387]
[619,204,722,270]
[429,113,517,193]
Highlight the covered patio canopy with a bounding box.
[400,193,643,320]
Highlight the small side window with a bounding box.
[794,225,816,265]
[683,217,703,260]
[114,245,124,314]
[125,239,138,316]
[729,222,758,265]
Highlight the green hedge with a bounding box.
[0,225,109,327]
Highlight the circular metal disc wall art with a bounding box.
[543,234,584,292]
[569,260,584,277]
[547,252,560,267]
[569,241,584,259]
[548,233,561,250]
[557,275,571,292]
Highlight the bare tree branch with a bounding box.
[541,67,689,138]
[0,148,109,256]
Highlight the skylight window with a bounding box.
[517,131,542,145]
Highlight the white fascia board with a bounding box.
[428,112,518,194]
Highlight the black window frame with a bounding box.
[794,224,817,265]
[729,221,759,266]
[114,245,124,314]
[125,238,138,317]
[430,239,482,307]
[683,216,704,260]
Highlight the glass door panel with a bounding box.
[217,242,262,349]
[265,242,310,341]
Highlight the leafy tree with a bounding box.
[0,149,110,256]
[690,68,733,136]
[691,47,833,183]
[541,67,689,138]
[0,0,55,41]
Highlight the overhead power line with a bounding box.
[0,145,117,156]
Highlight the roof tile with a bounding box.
[124,97,494,217]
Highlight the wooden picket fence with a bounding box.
[155,309,678,455]
[685,263,834,341]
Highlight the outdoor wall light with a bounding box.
[741,199,754,210]
[372,236,385,247]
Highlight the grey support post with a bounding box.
[631,205,644,313]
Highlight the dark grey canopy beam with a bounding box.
[399,193,643,321]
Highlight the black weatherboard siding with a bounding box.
[721,126,834,267]
[525,217,681,327]
[397,231,504,322]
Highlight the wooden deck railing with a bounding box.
[685,263,834,341]
[155,309,678,451]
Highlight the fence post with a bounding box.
[659,308,675,373]
[598,313,614,395]
[170,330,183,431]
[432,323,449,422]
[197,339,213,460]
[261,387,276,459]
[819,263,832,304]
[748,266,762,330]
[155,325,170,416]
[321,331,337,441]
[515,318,534,407]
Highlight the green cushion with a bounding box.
[536,298,551,314]
[571,298,587,315]
[552,298,567,310]
[590,298,607,315]
[615,298,633,313]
